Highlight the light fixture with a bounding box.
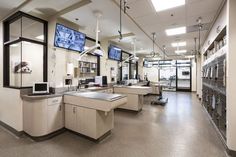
[153,57,161,60]
[175,50,187,54]
[23,41,31,45]
[185,55,195,59]
[166,26,186,36]
[35,35,44,40]
[10,44,19,47]
[151,0,185,12]
[84,46,89,50]
[171,41,186,47]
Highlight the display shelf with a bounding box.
[203,27,227,60]
[78,61,98,78]
[202,26,227,142]
[203,45,227,66]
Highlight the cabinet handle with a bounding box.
[73,107,76,114]
[52,100,59,103]
[59,105,62,111]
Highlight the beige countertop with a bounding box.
[21,86,113,101]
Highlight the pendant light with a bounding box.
[150,32,157,57]
[118,0,130,40]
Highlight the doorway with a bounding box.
[158,60,192,92]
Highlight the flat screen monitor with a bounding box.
[33,82,49,94]
[182,71,190,75]
[108,45,121,61]
[54,23,86,52]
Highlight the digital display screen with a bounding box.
[54,23,86,52]
[182,71,190,75]
[35,83,48,91]
[108,45,121,61]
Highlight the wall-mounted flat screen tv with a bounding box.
[108,45,121,61]
[54,23,86,52]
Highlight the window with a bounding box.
[119,51,138,81]
[3,11,48,88]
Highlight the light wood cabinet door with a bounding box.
[65,104,77,131]
[47,103,64,133]
[76,106,96,139]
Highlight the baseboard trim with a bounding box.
[67,129,111,143]
[227,148,236,157]
[201,107,236,157]
[0,120,24,137]
[24,128,66,141]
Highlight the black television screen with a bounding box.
[182,71,190,75]
[143,60,151,68]
[54,23,86,52]
[108,45,121,61]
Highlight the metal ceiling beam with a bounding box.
[0,0,33,21]
[53,0,92,17]
[111,0,168,58]
[105,32,135,40]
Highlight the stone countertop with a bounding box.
[64,92,127,102]
[21,93,64,101]
[21,86,113,101]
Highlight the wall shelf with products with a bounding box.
[78,61,98,78]
[202,27,227,141]
[203,27,227,62]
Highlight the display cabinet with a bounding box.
[202,27,227,140]
[3,11,48,88]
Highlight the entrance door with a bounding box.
[176,66,191,91]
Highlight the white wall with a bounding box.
[196,55,202,98]
[202,3,227,53]
[100,40,119,83]
[0,22,23,131]
[143,67,159,82]
[227,0,236,151]
[48,18,119,87]
[48,17,83,87]
[191,59,197,92]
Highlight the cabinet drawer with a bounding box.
[48,97,62,105]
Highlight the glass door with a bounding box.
[176,61,191,91]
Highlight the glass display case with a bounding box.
[3,11,48,88]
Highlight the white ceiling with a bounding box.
[0,0,25,20]
[119,0,223,57]
[0,0,224,59]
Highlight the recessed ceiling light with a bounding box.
[35,35,44,40]
[185,55,195,58]
[151,0,185,12]
[166,27,186,36]
[175,50,187,54]
[153,57,161,60]
[10,44,19,47]
[172,41,186,47]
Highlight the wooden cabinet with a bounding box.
[23,96,64,137]
[65,103,114,140]
[47,103,63,133]
[65,104,77,131]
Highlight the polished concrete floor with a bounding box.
[0,92,227,157]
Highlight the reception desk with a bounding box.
[113,85,152,111]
